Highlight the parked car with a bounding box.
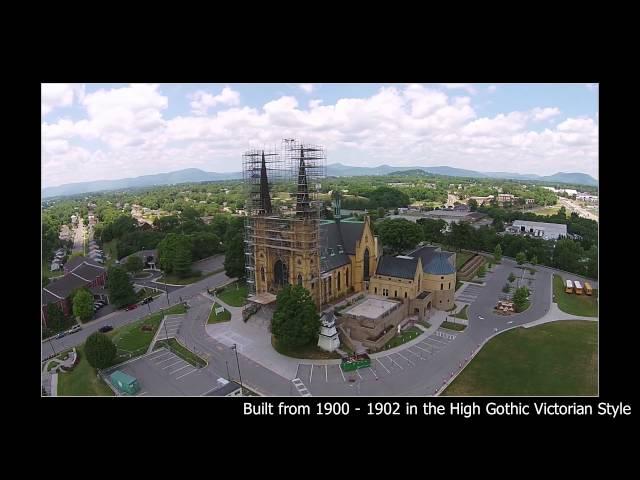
[96,300,106,307]
[55,331,67,339]
[125,304,138,311]
[99,325,113,333]
[68,325,82,334]
[141,296,154,305]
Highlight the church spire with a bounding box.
[296,147,310,217]
[259,150,272,215]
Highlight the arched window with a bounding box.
[404,292,407,298]
[448,282,451,289]
[260,266,265,282]
[274,260,288,287]
[440,283,443,290]
[394,290,398,298]
[363,248,370,280]
[346,268,349,287]
[297,274,303,286]
[374,287,377,294]
[328,276,332,295]
[337,272,341,291]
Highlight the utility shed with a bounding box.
[110,370,140,395]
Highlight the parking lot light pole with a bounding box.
[232,344,243,396]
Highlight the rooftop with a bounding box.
[343,296,401,320]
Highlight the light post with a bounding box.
[48,337,57,356]
[226,361,231,381]
[231,344,243,396]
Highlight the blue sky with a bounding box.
[42,83,598,187]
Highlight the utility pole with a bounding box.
[48,337,57,356]
[232,344,243,396]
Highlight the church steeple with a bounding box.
[296,147,310,217]
[259,151,272,215]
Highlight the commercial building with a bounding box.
[507,220,567,240]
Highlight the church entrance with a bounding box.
[274,259,288,288]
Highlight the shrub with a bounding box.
[84,333,117,369]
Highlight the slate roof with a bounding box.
[375,256,419,280]
[423,252,456,275]
[71,263,105,281]
[43,274,88,300]
[320,220,365,256]
[321,253,351,272]
[42,289,62,305]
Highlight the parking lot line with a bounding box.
[397,352,415,366]
[155,355,180,365]
[310,364,313,384]
[368,367,378,379]
[376,358,391,374]
[339,366,346,382]
[325,365,328,382]
[427,336,448,345]
[407,348,426,361]
[169,364,191,374]
[414,344,432,354]
[149,351,171,361]
[175,368,197,379]
[163,360,185,369]
[356,369,362,379]
[388,356,404,370]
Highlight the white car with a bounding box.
[478,315,484,320]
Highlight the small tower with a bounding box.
[318,311,340,352]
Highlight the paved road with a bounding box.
[41,270,232,361]
[72,218,86,254]
[558,197,598,222]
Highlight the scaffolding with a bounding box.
[242,139,326,309]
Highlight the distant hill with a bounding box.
[42,168,242,198]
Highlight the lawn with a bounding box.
[553,274,598,317]
[272,336,342,359]
[109,303,187,361]
[160,269,222,285]
[443,321,597,396]
[456,252,474,270]
[57,346,114,396]
[441,321,466,331]
[208,303,231,324]
[216,283,248,307]
[452,305,468,320]
[155,338,207,368]
[382,326,423,350]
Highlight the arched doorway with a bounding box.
[274,259,288,287]
[363,248,370,281]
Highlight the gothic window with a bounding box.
[337,272,341,291]
[440,283,443,290]
[374,287,377,294]
[297,258,302,266]
[260,266,265,282]
[364,248,370,281]
[449,282,451,289]
[404,292,407,298]
[394,290,397,298]
[346,268,349,287]
[328,276,332,295]
[274,260,288,287]
[297,274,303,286]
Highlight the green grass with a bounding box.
[160,269,222,285]
[553,274,598,317]
[208,303,231,323]
[109,304,187,362]
[135,287,158,301]
[441,321,466,331]
[383,326,423,350]
[57,347,115,396]
[453,305,468,320]
[272,336,342,359]
[443,321,597,395]
[155,338,207,368]
[456,252,474,270]
[216,283,248,307]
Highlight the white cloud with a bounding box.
[41,83,85,116]
[487,85,497,93]
[42,84,599,186]
[531,107,561,121]
[440,83,477,95]
[189,87,240,115]
[299,84,314,93]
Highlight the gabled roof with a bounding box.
[43,274,89,300]
[321,253,350,273]
[71,263,105,282]
[375,256,419,280]
[320,220,365,256]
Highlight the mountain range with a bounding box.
[42,164,597,198]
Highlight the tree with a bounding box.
[125,255,144,273]
[46,303,66,332]
[107,266,136,308]
[224,230,245,279]
[512,286,530,312]
[84,332,116,369]
[516,251,527,265]
[72,288,94,322]
[157,233,193,277]
[468,198,478,212]
[530,255,538,266]
[271,285,320,348]
[502,283,511,293]
[508,272,516,283]
[494,244,502,263]
[417,218,447,244]
[375,218,423,255]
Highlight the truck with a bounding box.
[574,280,583,295]
[584,282,593,296]
[565,279,574,294]
[340,353,371,372]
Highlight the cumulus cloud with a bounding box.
[299,84,314,93]
[440,83,477,95]
[189,87,240,115]
[42,83,599,186]
[41,83,85,116]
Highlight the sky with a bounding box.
[41,83,599,188]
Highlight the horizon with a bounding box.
[42,83,599,188]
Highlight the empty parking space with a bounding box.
[456,284,485,303]
[103,348,216,396]
[156,314,185,341]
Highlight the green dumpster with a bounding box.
[340,354,371,372]
[110,370,140,395]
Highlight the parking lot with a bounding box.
[456,283,485,304]
[103,348,216,396]
[156,314,185,341]
[297,328,459,393]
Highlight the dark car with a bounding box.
[141,296,154,305]
[125,304,138,311]
[99,325,113,333]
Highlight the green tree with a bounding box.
[84,332,116,369]
[271,285,320,348]
[512,286,530,312]
[416,218,447,244]
[107,266,136,308]
[494,244,502,263]
[72,288,94,322]
[516,251,527,265]
[125,255,144,273]
[375,218,423,255]
[530,255,538,266]
[46,303,66,332]
[157,233,193,276]
[508,272,516,283]
[468,198,478,211]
